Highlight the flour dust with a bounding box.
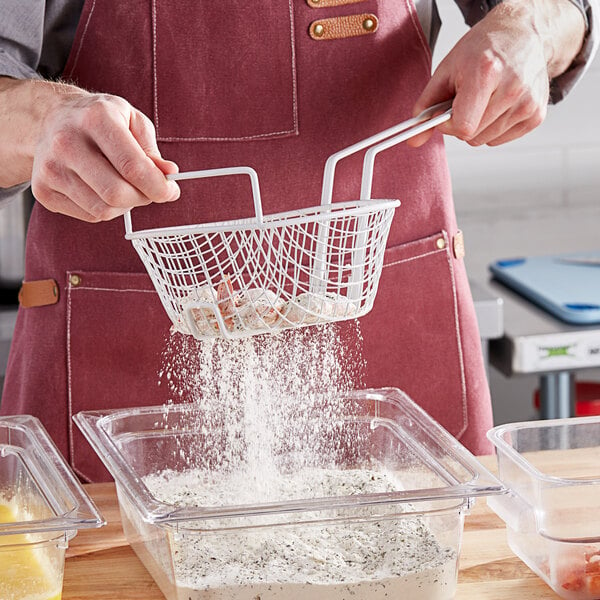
[157,322,366,502]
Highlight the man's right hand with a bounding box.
[0,77,180,222]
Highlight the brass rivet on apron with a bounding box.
[313,23,325,37]
[435,237,446,250]
[69,274,82,287]
[362,17,375,31]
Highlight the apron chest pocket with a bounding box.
[153,0,298,141]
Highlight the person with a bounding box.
[0,0,596,482]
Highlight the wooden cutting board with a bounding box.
[62,455,564,599]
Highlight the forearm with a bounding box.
[0,76,86,188]
[502,0,586,80]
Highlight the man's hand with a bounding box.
[0,78,180,222]
[409,0,586,148]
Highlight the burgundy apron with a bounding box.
[2,0,493,482]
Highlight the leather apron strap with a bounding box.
[18,279,60,308]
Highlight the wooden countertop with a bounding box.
[62,455,561,600]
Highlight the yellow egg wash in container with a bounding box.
[0,501,65,600]
[0,416,105,600]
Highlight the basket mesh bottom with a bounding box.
[131,202,396,338]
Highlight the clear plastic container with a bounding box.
[0,415,105,600]
[75,387,504,600]
[488,416,600,599]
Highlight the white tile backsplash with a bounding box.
[460,203,600,279]
[446,144,566,196]
[566,145,600,189]
[566,184,600,207]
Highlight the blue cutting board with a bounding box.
[489,251,600,325]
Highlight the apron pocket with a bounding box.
[153,0,298,141]
[67,271,173,482]
[357,230,468,438]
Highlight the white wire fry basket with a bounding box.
[124,102,452,339]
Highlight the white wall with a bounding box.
[435,1,600,424]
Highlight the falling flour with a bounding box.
[157,323,367,480]
[145,323,457,599]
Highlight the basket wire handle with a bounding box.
[320,100,453,206]
[327,100,452,300]
[123,166,263,235]
[360,104,453,200]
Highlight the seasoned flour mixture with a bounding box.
[143,467,457,600]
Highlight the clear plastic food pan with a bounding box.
[488,416,600,599]
[75,387,504,600]
[0,415,105,600]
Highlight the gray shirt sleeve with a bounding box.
[0,0,84,81]
[550,0,599,102]
[0,2,45,80]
